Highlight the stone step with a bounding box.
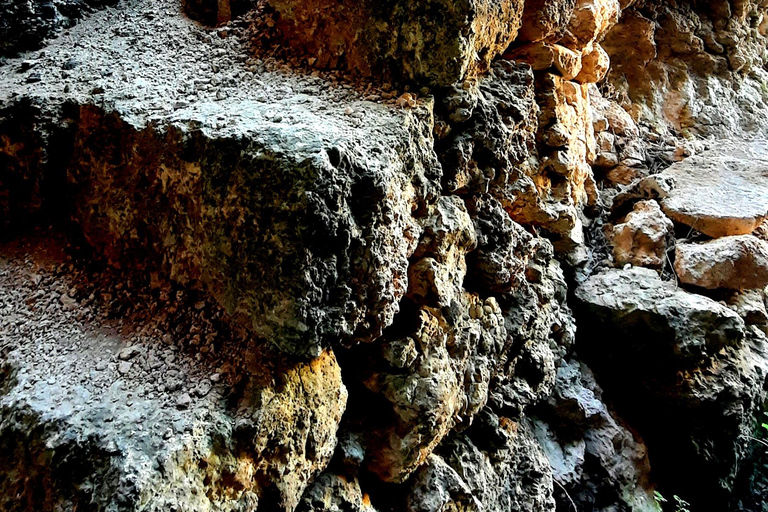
[0,0,439,357]
[0,232,346,512]
[648,140,768,238]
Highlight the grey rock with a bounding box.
[575,267,744,362]
[576,268,768,509]
[651,141,768,238]
[0,0,440,358]
[532,359,658,512]
[407,418,555,512]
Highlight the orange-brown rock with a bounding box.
[652,141,768,238]
[518,0,577,42]
[611,200,674,269]
[575,43,610,83]
[564,0,620,47]
[505,42,583,80]
[265,0,526,86]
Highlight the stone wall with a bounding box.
[1,0,768,511]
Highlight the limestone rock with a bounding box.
[726,290,768,327]
[564,0,621,47]
[577,268,768,510]
[675,235,768,290]
[406,419,555,512]
[466,194,534,294]
[439,60,537,194]
[0,243,348,512]
[505,43,583,80]
[264,0,526,86]
[575,267,744,362]
[363,287,508,482]
[603,1,768,138]
[611,200,674,269]
[506,73,596,262]
[0,0,441,358]
[518,0,577,42]
[652,141,768,238]
[532,359,658,512]
[296,473,376,512]
[574,43,611,83]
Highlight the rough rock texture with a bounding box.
[576,267,745,361]
[675,235,768,290]
[648,140,768,238]
[576,267,768,510]
[611,199,673,269]
[603,0,768,137]
[4,0,768,510]
[0,0,440,358]
[0,0,118,56]
[406,419,555,512]
[261,0,526,86]
[0,233,347,512]
[532,359,658,512]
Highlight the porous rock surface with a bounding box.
[675,235,768,290]
[3,0,768,510]
[650,140,768,238]
[0,233,347,511]
[576,267,768,509]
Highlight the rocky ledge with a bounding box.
[2,0,768,511]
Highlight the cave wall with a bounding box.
[1,0,768,511]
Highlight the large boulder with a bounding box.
[0,0,440,357]
[532,359,658,512]
[0,239,348,512]
[576,267,768,510]
[675,235,768,290]
[575,267,744,362]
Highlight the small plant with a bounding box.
[653,491,691,512]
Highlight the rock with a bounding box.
[674,235,768,290]
[652,141,768,238]
[505,73,597,262]
[602,1,768,138]
[574,43,610,83]
[295,472,376,512]
[0,0,118,56]
[611,200,674,269]
[575,267,744,362]
[518,0,577,42]
[576,267,768,510]
[0,242,348,512]
[406,419,555,512]
[531,359,658,512]
[564,0,621,47]
[118,345,141,361]
[726,290,768,327]
[175,392,192,409]
[360,295,507,483]
[264,0,526,86]
[505,43,583,80]
[0,0,441,358]
[439,60,537,194]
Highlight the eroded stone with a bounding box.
[654,141,768,238]
[675,235,768,290]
